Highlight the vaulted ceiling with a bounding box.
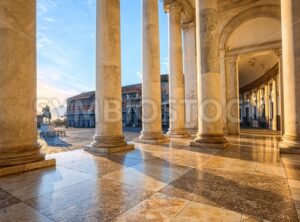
[238,52,278,88]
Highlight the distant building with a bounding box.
[66,74,169,128]
[67,91,96,128]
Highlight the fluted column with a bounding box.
[0,0,55,175]
[225,56,240,135]
[191,0,228,149]
[183,21,198,135]
[166,2,189,138]
[279,0,300,153]
[86,0,133,153]
[136,0,168,144]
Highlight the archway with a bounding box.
[220,5,282,135]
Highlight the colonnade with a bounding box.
[239,68,280,131]
[1,0,300,175]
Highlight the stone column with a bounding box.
[0,0,55,175]
[166,2,189,138]
[276,49,284,135]
[264,84,269,128]
[272,78,278,130]
[191,0,228,149]
[86,0,133,153]
[225,56,240,135]
[183,21,198,135]
[220,50,228,135]
[257,88,261,119]
[279,0,300,153]
[136,0,168,144]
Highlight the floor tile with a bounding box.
[131,158,192,183]
[159,149,216,169]
[104,168,168,192]
[0,188,20,209]
[115,193,188,222]
[26,178,153,222]
[47,149,92,165]
[160,172,226,207]
[172,201,242,222]
[0,166,93,201]
[0,202,52,222]
[60,157,124,177]
[161,167,298,222]
[111,148,159,160]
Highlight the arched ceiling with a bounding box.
[227,17,281,50]
[238,51,278,88]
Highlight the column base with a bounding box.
[85,135,134,154]
[134,131,169,145]
[167,129,190,138]
[0,144,45,167]
[190,135,228,149]
[0,159,56,177]
[279,136,300,154]
[186,128,198,138]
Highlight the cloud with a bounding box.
[136,71,142,82]
[37,81,77,118]
[37,0,58,15]
[45,17,55,23]
[37,33,53,49]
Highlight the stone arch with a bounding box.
[220,5,281,50]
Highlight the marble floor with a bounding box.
[1,134,300,222]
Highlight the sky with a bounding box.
[37,0,169,117]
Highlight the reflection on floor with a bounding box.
[0,135,299,222]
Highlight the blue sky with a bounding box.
[37,0,169,116]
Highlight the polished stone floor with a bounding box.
[1,134,300,222]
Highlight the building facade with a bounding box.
[66,91,96,128]
[67,75,170,128]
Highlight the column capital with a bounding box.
[164,0,183,13]
[225,55,239,63]
[182,21,195,31]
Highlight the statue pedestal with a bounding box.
[40,123,55,137]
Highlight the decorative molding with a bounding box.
[226,41,282,58]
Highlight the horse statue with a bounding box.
[42,105,52,124]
